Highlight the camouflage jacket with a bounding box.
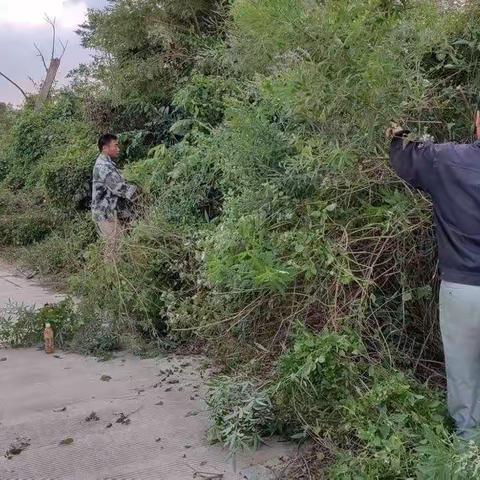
[91,154,137,222]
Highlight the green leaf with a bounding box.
[169,119,195,136]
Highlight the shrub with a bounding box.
[3,94,85,188]
[0,299,121,357]
[68,306,121,357]
[0,299,80,349]
[14,214,96,276]
[206,376,276,454]
[152,132,224,224]
[271,326,449,479]
[77,0,223,109]
[123,144,175,197]
[416,430,480,480]
[272,327,367,436]
[0,188,66,246]
[39,142,97,209]
[0,104,17,182]
[205,212,297,293]
[173,73,241,128]
[69,206,199,343]
[0,212,54,246]
[204,326,453,478]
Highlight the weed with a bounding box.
[416,430,480,480]
[206,376,276,455]
[0,299,80,348]
[13,214,96,276]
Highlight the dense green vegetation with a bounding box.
[2,0,480,477]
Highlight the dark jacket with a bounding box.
[390,134,480,286]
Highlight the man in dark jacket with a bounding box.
[387,113,480,439]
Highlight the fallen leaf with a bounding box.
[116,413,131,425]
[59,437,74,446]
[100,375,112,382]
[53,407,66,412]
[85,412,100,422]
[5,437,30,459]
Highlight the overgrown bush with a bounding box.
[0,104,17,181]
[0,299,121,357]
[173,73,241,128]
[65,0,479,374]
[0,299,80,348]
[13,214,96,276]
[2,0,480,476]
[416,430,480,480]
[67,306,121,357]
[206,326,468,478]
[69,207,199,345]
[206,376,275,454]
[39,141,96,208]
[3,94,87,189]
[77,0,225,108]
[0,189,63,246]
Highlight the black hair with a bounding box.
[98,133,118,152]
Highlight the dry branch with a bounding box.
[0,71,28,99]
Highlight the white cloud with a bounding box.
[0,0,88,28]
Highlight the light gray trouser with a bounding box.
[95,217,124,262]
[440,281,480,439]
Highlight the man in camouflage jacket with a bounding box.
[92,133,137,259]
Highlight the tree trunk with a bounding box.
[35,58,60,110]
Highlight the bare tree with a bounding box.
[0,15,68,108]
[35,15,68,109]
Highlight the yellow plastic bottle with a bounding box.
[44,323,54,354]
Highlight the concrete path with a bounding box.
[0,265,293,480]
[0,261,64,308]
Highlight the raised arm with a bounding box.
[386,125,436,193]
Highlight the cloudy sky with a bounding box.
[0,0,107,105]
